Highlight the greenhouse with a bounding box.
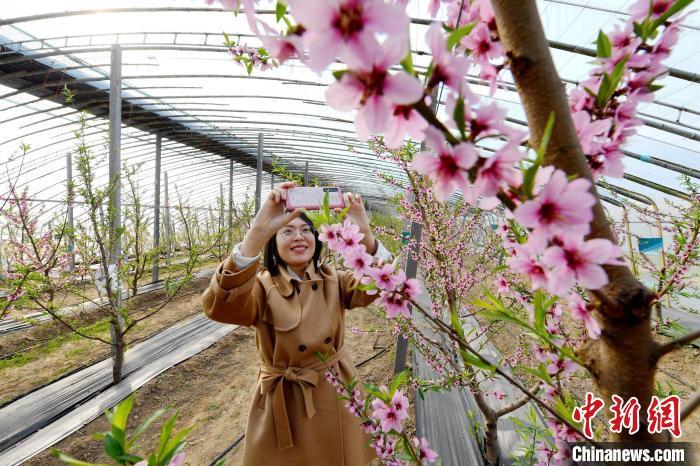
[0,0,698,465]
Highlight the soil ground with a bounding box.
[25,304,403,466]
[0,273,213,405]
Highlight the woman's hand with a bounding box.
[240,182,302,257]
[341,192,377,254]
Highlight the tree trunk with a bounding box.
[490,0,661,441]
[473,389,501,465]
[112,320,125,384]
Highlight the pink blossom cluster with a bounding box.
[425,0,508,94]
[569,0,686,178]
[319,218,421,319]
[227,42,275,71]
[324,369,438,464]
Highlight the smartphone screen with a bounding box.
[286,187,345,211]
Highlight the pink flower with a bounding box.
[572,111,611,155]
[425,23,469,93]
[412,437,439,463]
[495,274,509,294]
[326,37,423,140]
[381,290,410,318]
[514,170,595,242]
[401,277,421,300]
[371,398,405,432]
[259,23,306,64]
[291,0,409,73]
[507,237,549,290]
[629,0,674,22]
[384,105,428,148]
[319,223,342,246]
[369,263,400,291]
[345,248,373,276]
[461,23,503,65]
[546,353,578,377]
[411,127,478,201]
[568,293,601,339]
[542,237,624,295]
[473,141,523,198]
[391,390,409,417]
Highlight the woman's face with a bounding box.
[275,217,316,270]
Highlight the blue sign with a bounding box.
[638,237,663,253]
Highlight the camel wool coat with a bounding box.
[201,254,378,466]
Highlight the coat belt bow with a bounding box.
[259,346,347,450]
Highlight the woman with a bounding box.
[202,182,391,466]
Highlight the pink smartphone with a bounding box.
[285,187,345,211]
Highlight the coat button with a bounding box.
[324,337,332,344]
[312,283,318,290]
[298,345,306,352]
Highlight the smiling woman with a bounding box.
[201,181,391,466]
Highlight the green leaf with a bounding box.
[450,307,465,339]
[112,396,133,433]
[447,22,477,50]
[453,96,466,139]
[400,49,414,75]
[332,69,348,81]
[460,349,495,371]
[127,408,168,449]
[596,30,612,58]
[157,413,178,460]
[651,0,694,30]
[608,57,628,93]
[223,31,233,48]
[115,454,143,463]
[389,370,409,396]
[103,435,124,461]
[51,450,107,466]
[275,1,287,22]
[537,111,555,165]
[533,290,546,332]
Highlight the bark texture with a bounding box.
[490,0,661,441]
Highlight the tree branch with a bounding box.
[656,329,700,360]
[496,382,541,418]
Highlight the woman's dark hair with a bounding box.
[264,212,322,276]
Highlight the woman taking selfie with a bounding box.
[202,182,391,466]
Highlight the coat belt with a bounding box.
[259,346,348,451]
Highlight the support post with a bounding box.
[164,170,171,268]
[304,161,309,186]
[394,219,422,374]
[256,132,263,213]
[228,158,234,250]
[108,44,123,366]
[152,134,162,282]
[66,152,75,272]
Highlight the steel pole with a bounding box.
[255,132,263,213]
[152,134,162,282]
[304,160,309,186]
[108,44,123,359]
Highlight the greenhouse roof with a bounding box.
[0,0,698,223]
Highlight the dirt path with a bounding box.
[26,305,401,465]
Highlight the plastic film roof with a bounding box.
[0,0,698,230]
